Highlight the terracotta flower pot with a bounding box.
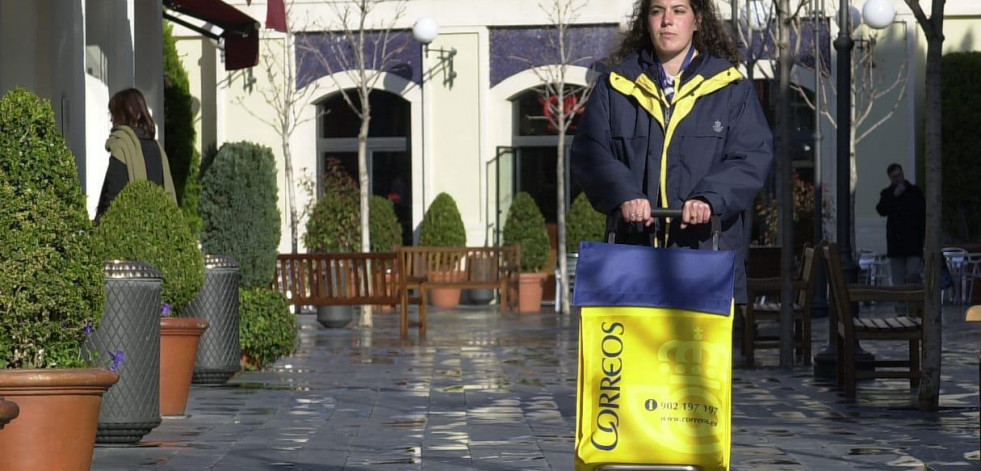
[429,270,464,308]
[0,397,18,429]
[518,272,548,313]
[0,368,118,471]
[160,317,209,416]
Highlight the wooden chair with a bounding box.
[822,242,924,398]
[742,244,818,366]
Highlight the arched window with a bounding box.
[509,87,587,224]
[317,90,412,246]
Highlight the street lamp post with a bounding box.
[813,0,895,378]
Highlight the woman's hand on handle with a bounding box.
[681,199,712,229]
[620,199,654,227]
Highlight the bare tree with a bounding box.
[774,0,796,368]
[789,0,909,251]
[513,0,598,315]
[235,1,320,255]
[903,0,944,412]
[300,0,410,328]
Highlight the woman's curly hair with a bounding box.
[612,0,741,66]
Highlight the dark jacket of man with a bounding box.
[570,50,773,303]
[875,180,926,257]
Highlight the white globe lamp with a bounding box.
[862,0,896,30]
[413,17,439,45]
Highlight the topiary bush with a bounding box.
[503,192,550,273]
[164,21,196,207]
[305,158,360,252]
[419,192,466,247]
[91,180,205,310]
[566,193,606,253]
[200,142,281,288]
[0,88,86,211]
[0,88,106,369]
[370,195,402,252]
[941,52,981,241]
[239,287,296,370]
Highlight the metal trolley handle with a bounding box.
[607,208,722,251]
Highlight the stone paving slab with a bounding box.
[91,303,981,470]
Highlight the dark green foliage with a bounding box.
[163,21,196,206]
[0,88,86,211]
[941,52,981,241]
[0,186,106,369]
[419,192,466,247]
[91,181,205,310]
[370,195,402,252]
[305,159,360,252]
[181,148,203,238]
[0,88,105,368]
[566,193,606,253]
[503,192,550,272]
[239,287,296,370]
[199,142,281,288]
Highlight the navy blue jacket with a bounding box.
[570,50,773,303]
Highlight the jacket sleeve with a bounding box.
[570,74,646,215]
[95,156,129,222]
[689,79,773,221]
[875,187,897,216]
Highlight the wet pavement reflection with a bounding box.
[89,304,980,470]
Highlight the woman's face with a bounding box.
[647,0,699,60]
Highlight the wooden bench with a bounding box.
[742,244,819,367]
[823,242,924,398]
[272,252,428,336]
[396,246,521,319]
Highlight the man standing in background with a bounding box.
[876,163,926,285]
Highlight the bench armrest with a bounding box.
[847,285,923,302]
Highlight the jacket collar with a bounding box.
[613,48,736,84]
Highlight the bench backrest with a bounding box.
[273,252,400,306]
[397,246,520,283]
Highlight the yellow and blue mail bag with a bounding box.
[573,241,736,471]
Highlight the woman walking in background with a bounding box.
[95,88,177,221]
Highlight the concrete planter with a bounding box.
[186,255,241,385]
[87,261,163,444]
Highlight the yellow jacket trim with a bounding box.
[609,67,742,245]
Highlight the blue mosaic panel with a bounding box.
[489,25,619,87]
[295,31,421,89]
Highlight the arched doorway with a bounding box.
[509,87,587,224]
[317,90,412,246]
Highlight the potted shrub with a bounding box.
[198,142,279,381]
[503,192,551,313]
[91,180,208,419]
[563,193,606,303]
[239,288,298,370]
[0,88,118,471]
[419,192,468,308]
[370,195,403,312]
[305,158,360,327]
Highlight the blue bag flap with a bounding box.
[573,241,735,315]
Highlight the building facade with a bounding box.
[1,1,978,257]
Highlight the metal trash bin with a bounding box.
[89,261,162,444]
[186,255,241,384]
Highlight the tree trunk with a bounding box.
[776,0,795,369]
[282,139,299,254]
[358,98,373,328]
[557,115,569,315]
[919,22,944,412]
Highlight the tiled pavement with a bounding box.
[91,302,981,470]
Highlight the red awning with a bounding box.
[163,0,259,70]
